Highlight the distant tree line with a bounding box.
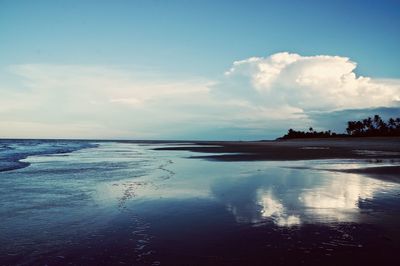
[346,115,400,136]
[279,115,400,139]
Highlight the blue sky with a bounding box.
[0,0,399,139]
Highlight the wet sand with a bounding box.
[155,137,400,181]
[2,140,400,265]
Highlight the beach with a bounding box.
[1,138,400,265]
[156,137,400,181]
[155,137,400,160]
[2,0,399,264]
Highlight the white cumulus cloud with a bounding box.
[225,52,400,111]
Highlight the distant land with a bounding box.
[279,115,400,140]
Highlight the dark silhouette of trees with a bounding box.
[279,115,400,139]
[280,128,345,139]
[346,115,400,137]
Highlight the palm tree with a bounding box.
[346,121,356,135]
[396,118,400,130]
[373,115,383,131]
[388,118,396,130]
[355,121,364,135]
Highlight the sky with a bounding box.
[0,0,399,140]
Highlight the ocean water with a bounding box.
[0,140,400,265]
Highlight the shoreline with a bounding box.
[155,137,400,160]
[2,138,399,180]
[154,137,400,181]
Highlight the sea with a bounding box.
[0,139,399,265]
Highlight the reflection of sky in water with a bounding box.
[9,143,400,230]
[89,145,399,228]
[85,146,399,228]
[1,141,400,262]
[258,189,301,226]
[209,163,398,226]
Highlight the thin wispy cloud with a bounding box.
[1,52,399,139]
[0,64,217,138]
